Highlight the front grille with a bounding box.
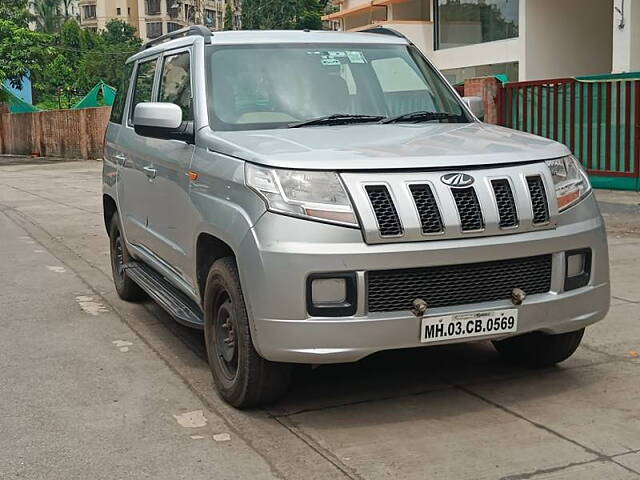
[367,254,552,313]
[366,185,402,236]
[409,184,443,234]
[452,187,484,231]
[527,176,550,224]
[492,179,518,228]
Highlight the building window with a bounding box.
[167,22,181,32]
[441,61,519,85]
[146,0,161,16]
[435,0,519,50]
[82,4,97,19]
[116,7,121,15]
[167,0,179,18]
[204,9,215,27]
[146,22,163,39]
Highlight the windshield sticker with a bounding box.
[346,51,367,64]
[327,51,347,58]
[321,56,341,66]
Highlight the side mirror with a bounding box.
[462,96,485,121]
[133,102,193,142]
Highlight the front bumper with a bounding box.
[238,194,610,364]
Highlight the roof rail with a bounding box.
[143,25,212,50]
[359,26,409,41]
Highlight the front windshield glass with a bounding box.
[206,43,470,131]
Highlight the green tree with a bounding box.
[242,0,325,30]
[0,19,53,102]
[60,0,74,20]
[32,0,63,33]
[0,0,33,28]
[77,20,141,91]
[224,2,234,30]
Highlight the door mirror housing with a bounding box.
[133,102,194,142]
[462,96,485,121]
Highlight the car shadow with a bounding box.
[141,299,601,419]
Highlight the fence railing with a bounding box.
[500,75,640,190]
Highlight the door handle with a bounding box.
[113,154,128,166]
[143,166,157,179]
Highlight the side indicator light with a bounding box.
[187,171,199,181]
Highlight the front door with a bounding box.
[142,49,197,288]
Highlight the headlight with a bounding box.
[545,156,591,212]
[245,164,359,227]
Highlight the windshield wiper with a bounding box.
[381,111,463,124]
[289,114,384,128]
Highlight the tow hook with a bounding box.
[412,298,428,318]
[511,288,527,306]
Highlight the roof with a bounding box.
[128,29,408,63]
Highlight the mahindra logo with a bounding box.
[441,173,474,187]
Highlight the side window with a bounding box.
[371,57,436,115]
[110,63,134,124]
[129,58,158,124]
[158,52,192,121]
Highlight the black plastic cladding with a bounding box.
[409,184,444,234]
[367,255,553,313]
[366,185,403,236]
[492,179,519,228]
[527,176,550,224]
[452,187,484,231]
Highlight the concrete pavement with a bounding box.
[1,158,640,480]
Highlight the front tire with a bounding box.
[109,214,146,302]
[492,328,585,368]
[204,257,292,408]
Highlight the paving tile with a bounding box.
[614,452,640,474]
[523,460,638,479]
[286,388,595,480]
[583,302,640,358]
[470,362,640,457]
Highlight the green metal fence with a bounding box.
[500,73,640,191]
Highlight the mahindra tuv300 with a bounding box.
[103,27,610,408]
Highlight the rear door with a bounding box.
[105,62,133,215]
[116,56,160,251]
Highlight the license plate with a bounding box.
[420,309,518,343]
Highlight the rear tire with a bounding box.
[109,214,146,302]
[492,329,585,368]
[204,257,292,408]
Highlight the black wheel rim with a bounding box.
[113,230,126,279]
[214,291,238,381]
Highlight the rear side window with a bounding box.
[129,58,158,124]
[158,52,192,121]
[110,63,134,124]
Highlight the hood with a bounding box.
[201,122,570,171]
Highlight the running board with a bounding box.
[124,262,204,329]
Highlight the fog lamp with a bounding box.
[564,249,592,291]
[312,278,346,304]
[566,254,586,278]
[306,273,357,317]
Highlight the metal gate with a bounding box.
[500,74,640,190]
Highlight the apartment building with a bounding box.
[79,0,241,40]
[324,0,640,83]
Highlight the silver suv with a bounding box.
[103,26,610,408]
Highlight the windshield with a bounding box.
[206,43,470,131]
